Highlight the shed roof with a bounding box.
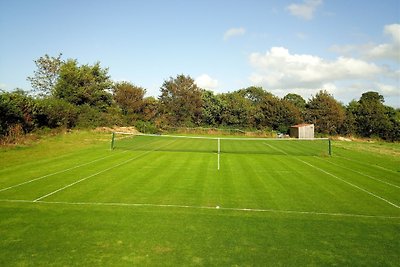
[290,123,314,128]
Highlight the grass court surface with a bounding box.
[0,131,399,266]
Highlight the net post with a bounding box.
[111,132,115,150]
[328,138,332,156]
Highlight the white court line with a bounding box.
[0,138,165,193]
[33,139,178,202]
[0,153,117,193]
[335,155,398,174]
[314,156,400,189]
[0,199,399,220]
[265,143,400,209]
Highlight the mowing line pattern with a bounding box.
[335,155,398,173]
[0,137,167,193]
[2,136,399,221]
[314,156,400,189]
[0,153,121,193]
[33,139,178,202]
[265,143,400,209]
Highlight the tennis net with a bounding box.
[111,132,331,157]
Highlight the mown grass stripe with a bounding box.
[314,156,400,189]
[0,137,167,193]
[33,139,178,202]
[266,143,400,209]
[335,155,398,174]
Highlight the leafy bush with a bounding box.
[33,98,78,128]
[134,120,159,134]
[0,90,35,136]
[75,105,124,129]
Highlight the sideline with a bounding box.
[265,143,400,209]
[314,156,400,189]
[335,155,398,174]
[33,139,178,202]
[0,138,164,193]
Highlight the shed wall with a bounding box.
[290,124,314,139]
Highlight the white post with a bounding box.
[217,138,220,170]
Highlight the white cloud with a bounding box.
[249,47,382,89]
[331,24,400,62]
[0,83,7,90]
[287,0,322,20]
[375,83,400,97]
[223,27,246,41]
[195,74,219,89]
[385,24,400,44]
[366,24,400,61]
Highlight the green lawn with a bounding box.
[0,131,399,266]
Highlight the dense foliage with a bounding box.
[1,54,399,141]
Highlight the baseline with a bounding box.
[0,199,399,220]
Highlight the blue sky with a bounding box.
[0,0,399,107]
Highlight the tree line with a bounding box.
[1,54,399,141]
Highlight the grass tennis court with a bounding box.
[0,131,399,266]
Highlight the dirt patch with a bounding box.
[94,126,139,134]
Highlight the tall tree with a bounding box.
[356,91,391,138]
[159,74,203,126]
[384,106,400,141]
[306,90,345,134]
[340,100,359,135]
[53,60,113,110]
[141,97,159,122]
[219,92,253,128]
[239,86,271,128]
[113,82,146,115]
[283,93,306,110]
[275,99,302,133]
[27,53,64,96]
[201,90,224,126]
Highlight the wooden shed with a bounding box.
[290,123,314,139]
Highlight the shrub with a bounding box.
[33,98,78,128]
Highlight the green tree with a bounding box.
[340,100,359,136]
[219,92,253,128]
[201,90,224,126]
[306,90,345,134]
[54,59,113,110]
[113,82,146,116]
[283,93,306,110]
[238,86,271,128]
[356,91,391,138]
[386,107,400,141]
[27,53,64,96]
[159,74,203,126]
[141,97,159,122]
[33,98,78,128]
[274,99,302,133]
